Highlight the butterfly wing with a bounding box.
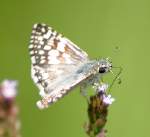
[35,61,99,109]
[29,23,91,109]
[29,23,88,66]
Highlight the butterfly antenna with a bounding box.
[108,66,122,93]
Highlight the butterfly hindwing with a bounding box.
[35,60,99,109]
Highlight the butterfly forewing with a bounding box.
[29,23,91,109]
[29,23,88,66]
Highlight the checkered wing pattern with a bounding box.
[29,23,89,109]
[29,24,88,66]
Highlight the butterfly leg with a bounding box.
[89,75,101,92]
[80,82,88,97]
[80,75,100,97]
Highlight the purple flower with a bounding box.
[97,83,108,93]
[1,80,18,99]
[102,94,115,105]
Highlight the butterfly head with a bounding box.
[98,58,112,73]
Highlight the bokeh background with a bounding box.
[0,0,150,137]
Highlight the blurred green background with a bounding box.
[0,0,150,137]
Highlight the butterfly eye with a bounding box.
[99,67,106,73]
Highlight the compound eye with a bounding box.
[99,67,106,73]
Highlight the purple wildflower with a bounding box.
[1,80,18,99]
[102,94,115,105]
[97,83,108,93]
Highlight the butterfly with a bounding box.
[29,23,112,109]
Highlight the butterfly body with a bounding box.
[29,23,112,109]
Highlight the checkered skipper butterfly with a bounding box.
[29,23,112,109]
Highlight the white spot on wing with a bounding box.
[29,44,33,49]
[57,42,65,52]
[47,39,54,45]
[33,24,37,28]
[41,56,46,59]
[52,31,57,36]
[36,101,45,109]
[37,45,42,49]
[40,41,44,45]
[41,27,45,33]
[30,50,34,55]
[44,45,51,50]
[31,56,36,64]
[48,49,59,57]
[32,30,36,34]
[40,59,46,64]
[39,50,45,55]
[43,30,52,39]
[38,36,43,41]
[31,36,34,39]
[30,40,34,43]
[34,50,38,54]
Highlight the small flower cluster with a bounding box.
[85,83,115,137]
[0,80,20,137]
[97,83,115,105]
